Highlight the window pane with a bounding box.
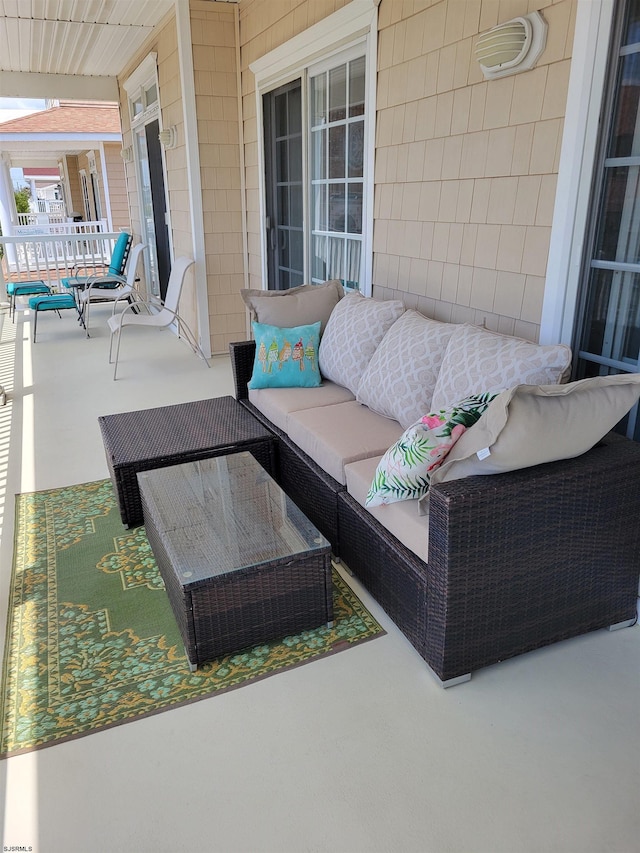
[349,56,366,117]
[290,185,302,225]
[609,53,640,157]
[278,184,289,226]
[622,0,640,45]
[290,135,302,182]
[309,55,366,293]
[345,240,362,289]
[313,185,327,231]
[279,269,290,289]
[289,86,301,134]
[329,66,347,122]
[312,235,328,281]
[329,184,345,232]
[347,184,363,233]
[290,230,304,273]
[131,96,143,118]
[310,73,327,126]
[277,140,288,182]
[144,82,158,107]
[275,92,287,137]
[348,121,364,177]
[329,125,346,179]
[279,228,289,269]
[312,128,326,180]
[326,236,344,280]
[581,267,640,364]
[593,165,640,262]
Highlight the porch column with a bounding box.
[0,153,18,271]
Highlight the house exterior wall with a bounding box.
[191,0,244,354]
[109,0,579,355]
[63,155,84,218]
[117,15,200,323]
[102,143,130,231]
[116,3,242,353]
[238,0,577,344]
[373,0,576,342]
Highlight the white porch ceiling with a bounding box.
[0,0,177,82]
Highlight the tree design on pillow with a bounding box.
[366,392,497,507]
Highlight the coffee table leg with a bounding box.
[186,651,197,672]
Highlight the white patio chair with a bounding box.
[107,255,210,380]
[80,242,147,337]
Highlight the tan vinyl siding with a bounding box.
[64,155,84,219]
[373,0,576,341]
[102,143,130,231]
[191,0,244,355]
[117,16,195,313]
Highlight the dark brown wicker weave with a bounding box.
[230,339,640,685]
[138,453,333,669]
[99,395,276,527]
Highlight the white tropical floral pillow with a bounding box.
[365,393,497,508]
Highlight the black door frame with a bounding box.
[145,119,171,300]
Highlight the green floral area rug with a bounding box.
[1,479,384,758]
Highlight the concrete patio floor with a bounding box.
[0,302,638,853]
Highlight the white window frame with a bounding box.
[250,0,378,295]
[540,0,616,344]
[123,53,171,296]
[124,53,160,126]
[79,169,91,221]
[87,150,103,222]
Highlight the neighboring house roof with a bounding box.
[0,103,121,134]
[23,167,61,178]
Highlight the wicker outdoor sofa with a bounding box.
[230,285,640,685]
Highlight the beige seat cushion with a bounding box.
[248,382,355,432]
[356,310,458,428]
[431,323,572,412]
[287,401,404,485]
[240,279,343,335]
[345,456,430,562]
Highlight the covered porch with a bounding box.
[0,300,638,853]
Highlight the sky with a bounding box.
[0,97,47,123]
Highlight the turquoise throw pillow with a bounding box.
[248,321,322,389]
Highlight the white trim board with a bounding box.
[539,0,615,345]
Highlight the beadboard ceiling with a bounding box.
[0,0,183,79]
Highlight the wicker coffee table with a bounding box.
[138,452,333,670]
[99,395,276,527]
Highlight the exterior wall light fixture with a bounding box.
[475,11,547,80]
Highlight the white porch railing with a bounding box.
[0,231,125,296]
[36,199,65,215]
[13,219,107,235]
[17,212,68,226]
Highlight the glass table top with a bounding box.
[137,452,330,586]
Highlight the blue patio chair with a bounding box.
[60,231,132,295]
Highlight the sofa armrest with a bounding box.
[424,432,640,681]
[229,340,256,400]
